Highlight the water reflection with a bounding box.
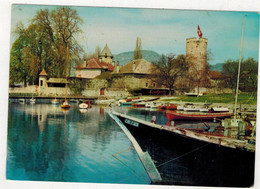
[7,104,150,184]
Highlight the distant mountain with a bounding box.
[210,63,225,72]
[114,50,161,66]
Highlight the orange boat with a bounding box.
[61,100,71,109]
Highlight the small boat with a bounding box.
[18,99,25,104]
[145,102,159,109]
[183,106,200,112]
[177,105,185,111]
[158,103,177,110]
[166,111,233,121]
[70,99,79,103]
[51,99,59,105]
[132,102,146,107]
[61,100,70,109]
[143,97,160,102]
[79,103,88,109]
[79,109,87,113]
[30,98,36,104]
[199,107,209,112]
[209,107,229,113]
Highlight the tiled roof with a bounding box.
[75,58,114,72]
[47,78,67,83]
[100,44,113,57]
[119,59,155,74]
[39,69,48,76]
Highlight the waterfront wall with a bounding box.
[9,85,130,98]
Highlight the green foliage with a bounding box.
[9,6,83,86]
[163,93,257,105]
[133,37,142,60]
[68,78,86,95]
[221,58,258,92]
[95,72,113,87]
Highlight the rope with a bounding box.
[112,146,134,156]
[157,143,210,168]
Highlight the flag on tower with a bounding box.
[197,25,203,38]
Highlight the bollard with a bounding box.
[171,121,175,127]
[151,116,156,123]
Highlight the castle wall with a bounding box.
[75,69,102,79]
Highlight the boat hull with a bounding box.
[113,113,255,187]
[166,111,233,121]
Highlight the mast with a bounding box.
[65,45,69,101]
[234,16,246,120]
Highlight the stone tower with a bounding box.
[39,69,48,87]
[99,44,114,65]
[186,37,207,71]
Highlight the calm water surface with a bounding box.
[6,103,150,184]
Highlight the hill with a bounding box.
[210,63,225,72]
[114,50,161,66]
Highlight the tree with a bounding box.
[10,7,83,86]
[221,58,258,92]
[94,45,101,59]
[9,24,31,86]
[133,37,142,60]
[33,7,83,77]
[187,61,211,95]
[153,54,189,95]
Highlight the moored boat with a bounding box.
[158,103,177,110]
[209,107,229,113]
[51,99,59,105]
[166,111,233,121]
[29,98,36,104]
[61,100,70,109]
[18,99,25,104]
[132,102,146,107]
[79,103,88,109]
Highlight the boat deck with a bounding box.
[111,111,255,152]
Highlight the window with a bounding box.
[153,83,156,88]
[40,80,43,86]
[146,82,148,87]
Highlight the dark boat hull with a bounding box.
[115,114,255,187]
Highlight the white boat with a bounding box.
[177,105,185,111]
[51,99,59,105]
[183,106,200,112]
[209,107,229,113]
[18,99,25,104]
[199,107,209,113]
[79,103,88,109]
[145,102,159,109]
[30,98,36,104]
[79,109,87,113]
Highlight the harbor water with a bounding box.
[6,103,150,184]
[6,102,255,187]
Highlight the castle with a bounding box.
[186,37,208,72]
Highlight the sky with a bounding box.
[11,4,259,65]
